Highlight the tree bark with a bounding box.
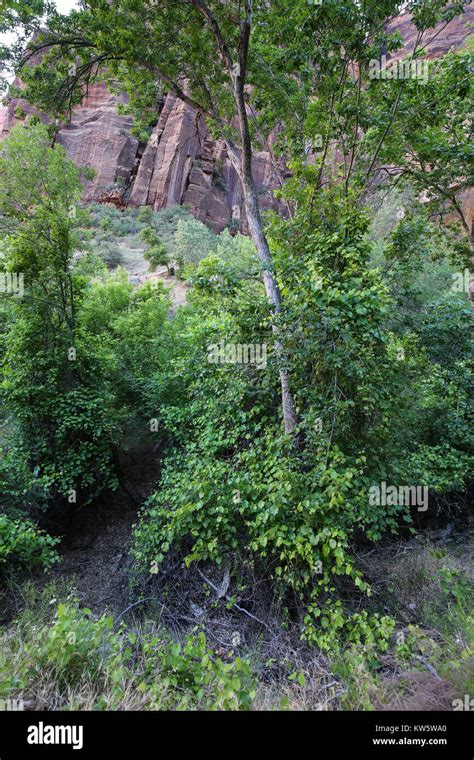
[224,2,298,435]
[155,0,299,434]
[240,171,298,435]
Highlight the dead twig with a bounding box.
[115,597,157,625]
[411,654,442,681]
[196,567,271,632]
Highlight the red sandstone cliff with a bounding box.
[0,8,472,230]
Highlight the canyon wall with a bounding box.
[1,8,472,230]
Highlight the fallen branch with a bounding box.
[196,567,271,632]
[115,597,157,624]
[411,654,442,681]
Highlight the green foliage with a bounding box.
[94,240,124,268]
[0,515,59,575]
[173,217,216,274]
[137,206,153,224]
[78,271,171,420]
[139,227,170,271]
[363,46,473,249]
[0,126,120,507]
[365,193,473,506]
[1,295,122,506]
[148,630,255,710]
[72,251,108,279]
[422,554,474,645]
[0,127,172,512]
[139,226,160,247]
[188,254,242,294]
[0,599,255,710]
[0,438,45,513]
[132,199,397,650]
[79,203,193,270]
[145,244,170,272]
[36,603,121,686]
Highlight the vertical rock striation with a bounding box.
[0,8,471,230]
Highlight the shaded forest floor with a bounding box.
[45,445,159,615]
[5,476,470,711]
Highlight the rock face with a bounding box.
[57,82,139,203]
[386,7,473,60]
[0,78,141,202]
[0,8,472,230]
[128,93,286,230]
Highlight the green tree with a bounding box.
[172,217,215,273]
[139,226,170,272]
[361,44,473,281]
[3,0,468,432]
[0,124,119,507]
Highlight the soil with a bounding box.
[38,445,161,617]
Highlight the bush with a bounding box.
[145,244,170,272]
[173,217,216,273]
[0,515,59,575]
[137,206,153,224]
[2,308,122,506]
[73,251,108,279]
[139,227,170,271]
[95,241,124,268]
[0,600,255,710]
[0,440,48,514]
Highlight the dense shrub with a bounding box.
[0,599,255,710]
[95,241,124,268]
[173,217,216,273]
[0,515,59,575]
[133,190,472,652]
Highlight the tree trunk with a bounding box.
[189,0,298,434]
[239,161,298,435]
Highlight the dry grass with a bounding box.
[1,522,472,712]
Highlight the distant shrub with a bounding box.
[137,206,153,223]
[99,217,113,232]
[114,219,137,237]
[173,217,216,274]
[213,229,258,273]
[73,252,108,279]
[139,226,160,247]
[95,242,124,268]
[145,244,170,272]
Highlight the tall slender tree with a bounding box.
[1,0,469,428]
